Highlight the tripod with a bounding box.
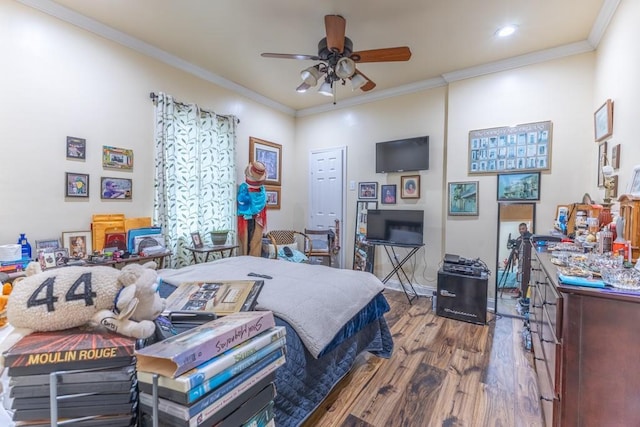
[498,245,520,298]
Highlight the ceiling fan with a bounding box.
[261,15,411,100]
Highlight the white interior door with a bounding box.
[309,147,345,266]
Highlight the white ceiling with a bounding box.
[22,0,616,115]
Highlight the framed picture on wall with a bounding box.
[497,172,541,202]
[265,185,281,209]
[100,177,132,199]
[65,172,89,198]
[400,175,420,199]
[594,99,613,142]
[358,182,378,200]
[468,120,552,174]
[102,146,134,170]
[597,141,607,188]
[381,184,396,204]
[66,136,86,160]
[448,181,479,216]
[249,137,282,185]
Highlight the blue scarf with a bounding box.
[237,182,266,218]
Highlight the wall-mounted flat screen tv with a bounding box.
[375,136,429,173]
[365,209,424,246]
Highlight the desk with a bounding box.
[372,243,424,304]
[185,245,238,264]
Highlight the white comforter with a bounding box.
[158,256,385,358]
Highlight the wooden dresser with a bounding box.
[529,250,640,426]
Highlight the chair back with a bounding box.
[265,230,311,259]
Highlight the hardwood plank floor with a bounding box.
[302,290,544,427]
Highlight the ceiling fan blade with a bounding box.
[354,70,376,92]
[261,53,320,61]
[325,15,346,53]
[351,46,412,63]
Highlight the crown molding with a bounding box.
[442,41,594,83]
[588,0,621,48]
[295,77,447,117]
[17,0,296,116]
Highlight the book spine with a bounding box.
[141,349,284,421]
[137,326,285,393]
[187,357,283,427]
[186,337,285,403]
[138,311,276,378]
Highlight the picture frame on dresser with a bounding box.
[62,231,92,259]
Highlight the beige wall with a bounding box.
[295,87,447,285]
[0,1,295,245]
[594,0,640,193]
[446,53,595,294]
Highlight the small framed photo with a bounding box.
[597,141,607,187]
[611,144,621,169]
[358,182,378,200]
[190,232,204,248]
[102,145,134,170]
[62,231,92,259]
[65,172,89,198]
[38,251,57,270]
[497,172,541,202]
[66,136,86,160]
[35,238,61,253]
[53,248,69,267]
[448,181,479,216]
[594,99,613,142]
[249,137,282,185]
[101,177,132,199]
[265,185,281,209]
[400,175,420,199]
[381,184,397,204]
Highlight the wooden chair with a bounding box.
[304,228,336,267]
[265,230,311,260]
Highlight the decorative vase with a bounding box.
[210,230,229,246]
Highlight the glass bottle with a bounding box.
[17,233,32,260]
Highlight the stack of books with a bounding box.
[135,310,285,427]
[2,327,139,426]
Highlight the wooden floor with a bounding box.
[302,290,544,427]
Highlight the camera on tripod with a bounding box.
[507,238,519,250]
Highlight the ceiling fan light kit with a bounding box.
[261,14,411,104]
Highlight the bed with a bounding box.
[157,255,394,427]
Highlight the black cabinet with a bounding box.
[436,270,488,325]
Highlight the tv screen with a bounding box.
[366,209,424,246]
[375,136,429,173]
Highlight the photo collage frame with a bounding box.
[468,121,552,175]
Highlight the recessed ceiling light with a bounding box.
[496,25,518,37]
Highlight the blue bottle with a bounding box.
[18,233,32,260]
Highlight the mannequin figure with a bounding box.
[237,161,267,256]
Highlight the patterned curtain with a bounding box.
[153,92,237,268]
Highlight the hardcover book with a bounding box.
[164,280,263,316]
[135,311,275,378]
[139,335,285,404]
[10,365,136,387]
[140,375,275,427]
[137,326,285,395]
[10,379,136,399]
[139,349,285,421]
[3,328,137,376]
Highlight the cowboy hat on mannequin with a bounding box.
[237,161,268,256]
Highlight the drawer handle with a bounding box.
[543,301,557,306]
[540,396,554,402]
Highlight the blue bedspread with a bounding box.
[274,307,393,427]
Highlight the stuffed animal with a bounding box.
[3,261,165,355]
[0,282,13,327]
